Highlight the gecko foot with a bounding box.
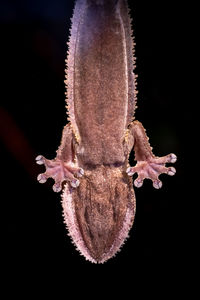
[126,153,177,189]
[36,155,84,192]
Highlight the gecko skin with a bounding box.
[36,0,177,263]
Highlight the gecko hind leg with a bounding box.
[36,155,84,192]
[36,123,84,192]
[126,121,177,189]
[127,155,176,189]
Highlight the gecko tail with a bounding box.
[61,166,136,263]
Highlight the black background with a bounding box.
[1,0,191,294]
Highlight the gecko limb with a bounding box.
[126,121,177,189]
[36,124,84,192]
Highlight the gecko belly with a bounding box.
[61,166,136,263]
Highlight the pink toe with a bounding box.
[37,173,47,184]
[53,182,62,193]
[153,180,162,189]
[134,178,143,188]
[167,167,176,176]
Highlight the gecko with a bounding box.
[36,0,177,263]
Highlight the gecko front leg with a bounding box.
[126,121,177,189]
[36,124,84,192]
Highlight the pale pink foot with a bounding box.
[36,155,84,192]
[126,153,177,189]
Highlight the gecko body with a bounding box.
[36,0,176,263]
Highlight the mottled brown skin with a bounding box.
[73,166,135,262]
[36,0,177,263]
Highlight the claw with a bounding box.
[37,173,47,183]
[153,179,162,189]
[168,153,177,163]
[36,155,45,165]
[167,167,176,176]
[53,182,62,193]
[126,167,135,176]
[134,178,143,188]
[70,179,80,188]
[77,168,84,177]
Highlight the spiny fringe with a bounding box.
[119,0,138,124]
[61,183,97,264]
[97,204,136,263]
[64,0,87,139]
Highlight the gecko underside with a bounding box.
[62,166,136,263]
[36,0,177,264]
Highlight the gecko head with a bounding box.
[62,166,136,263]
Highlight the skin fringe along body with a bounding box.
[36,0,177,263]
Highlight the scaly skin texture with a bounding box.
[36,0,177,263]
